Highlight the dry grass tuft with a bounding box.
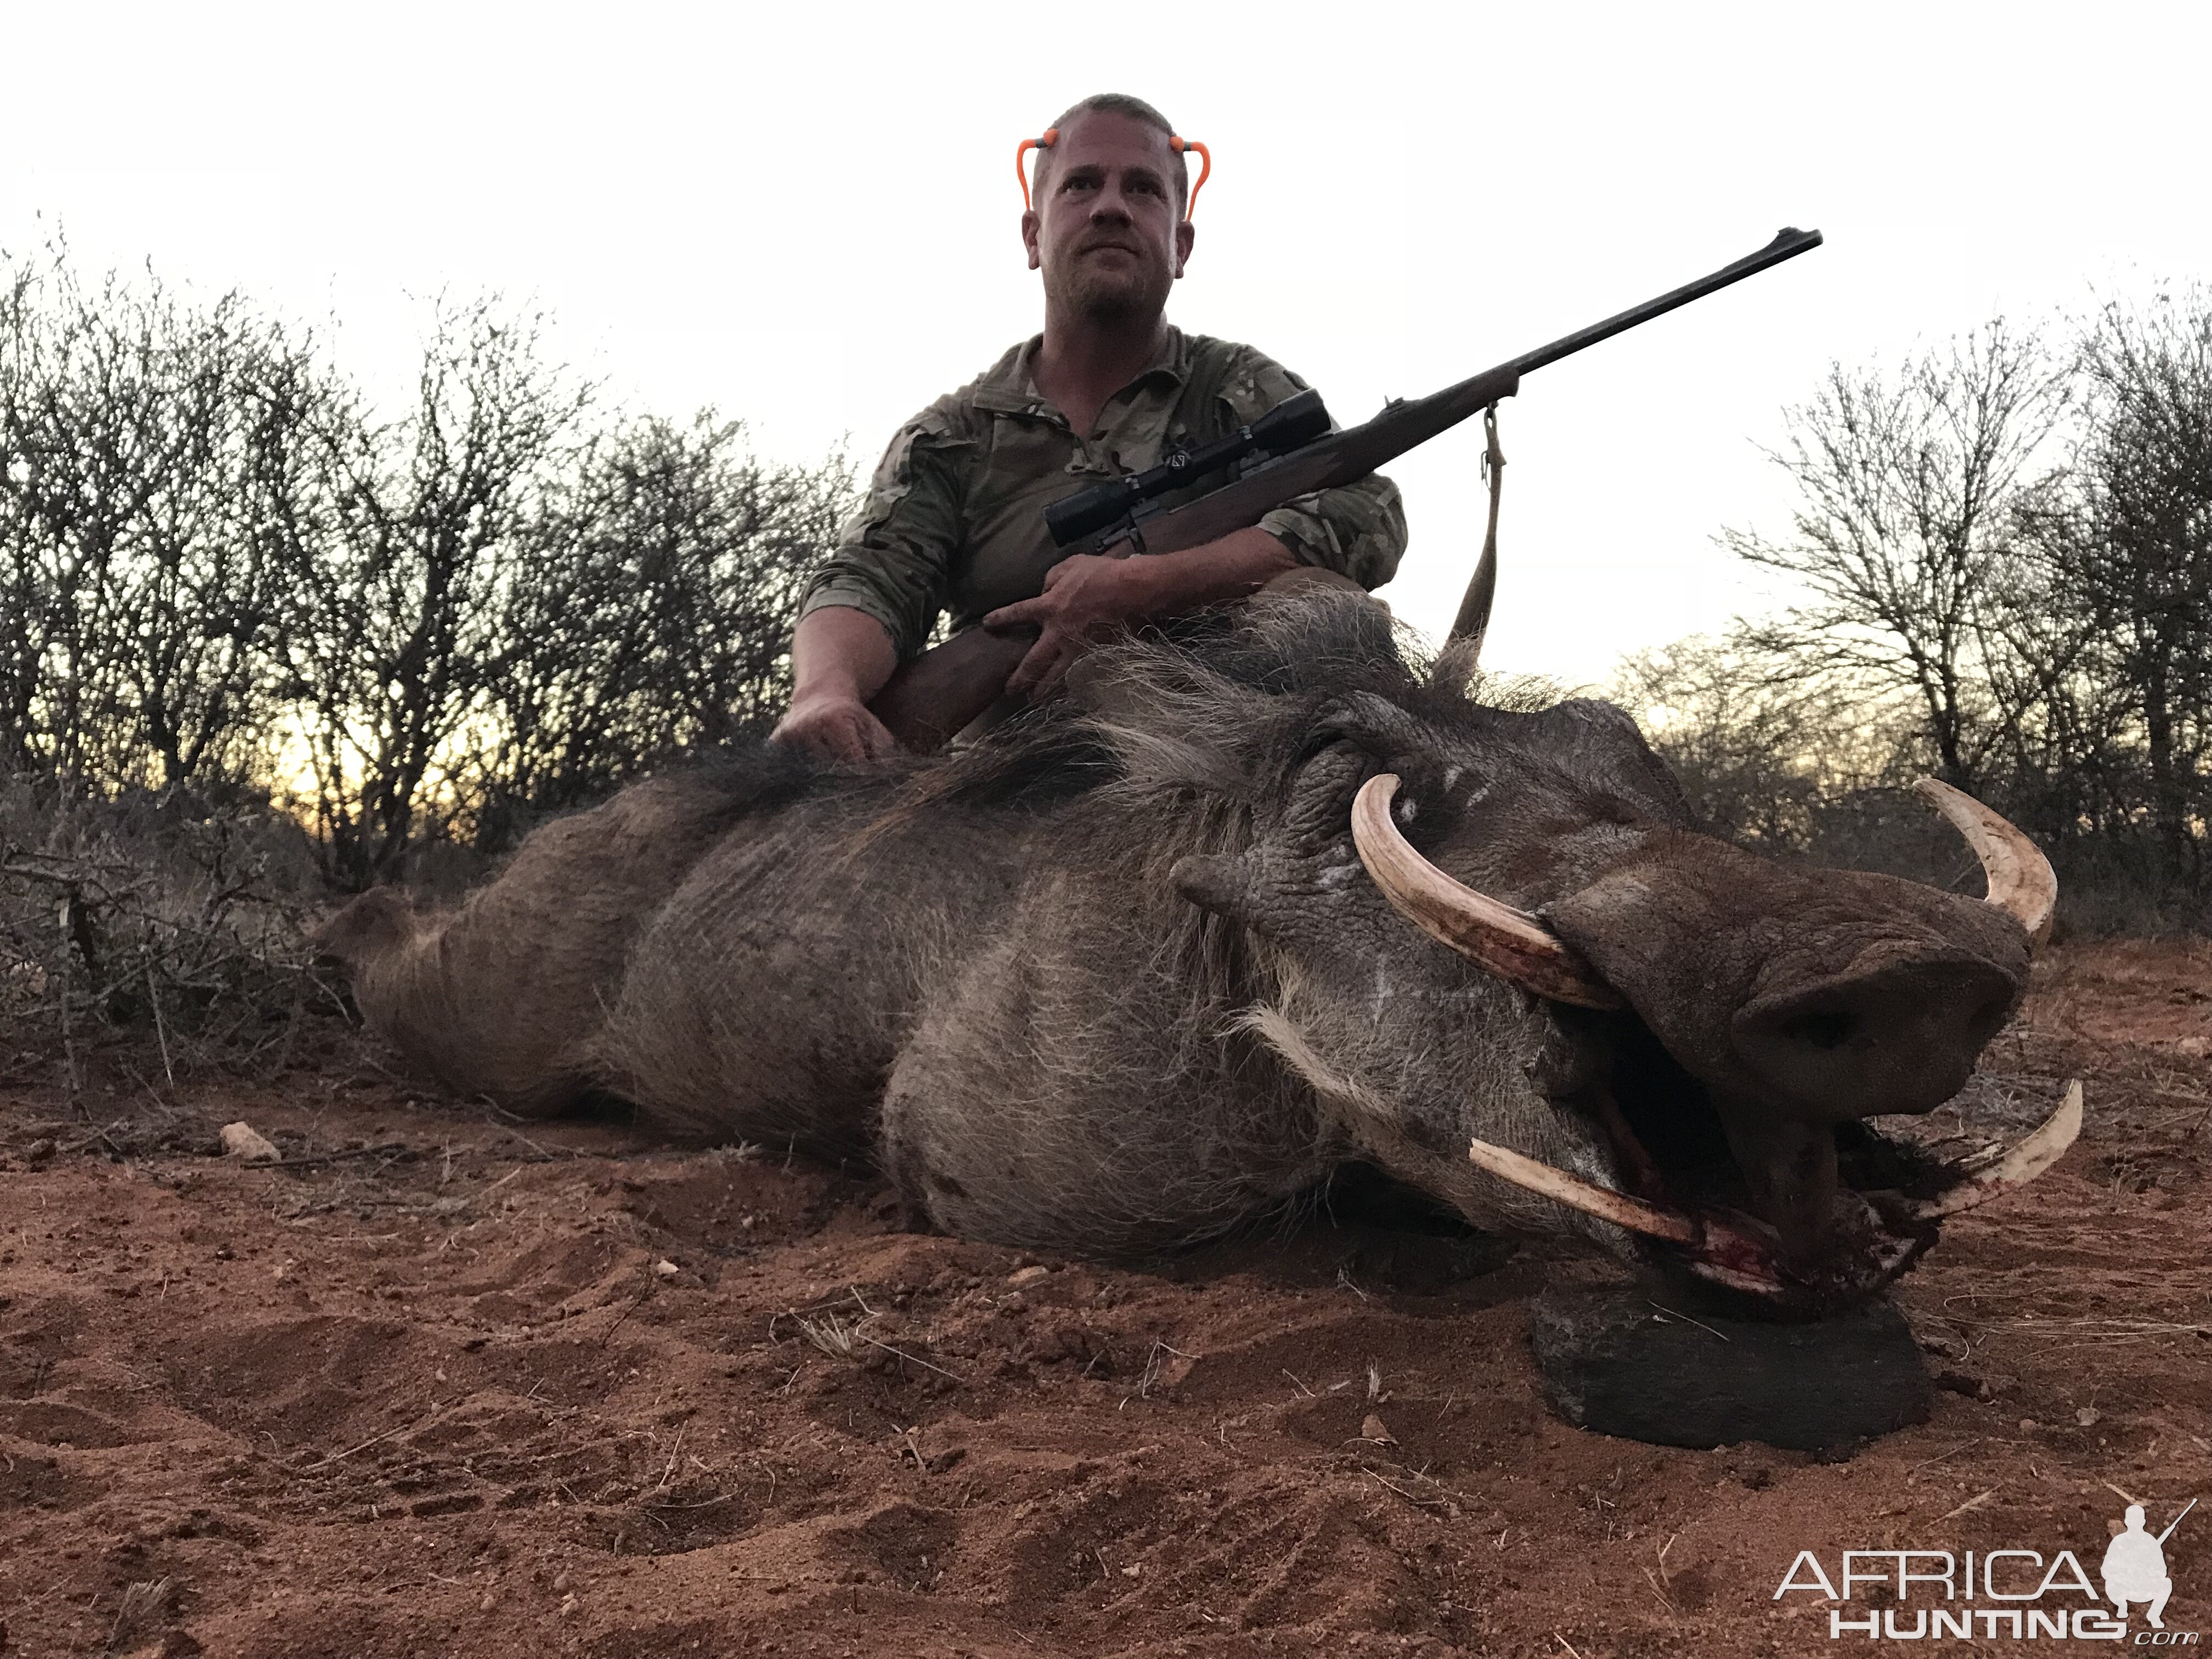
[792,1312,865,1362]
[105,1576,172,1656]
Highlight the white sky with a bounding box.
[5,0,2207,685]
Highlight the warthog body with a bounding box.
[319,598,2049,1311]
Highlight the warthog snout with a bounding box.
[1731,951,2021,1122]
[1378,767,2073,1310]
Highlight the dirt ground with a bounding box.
[2,938,2206,1658]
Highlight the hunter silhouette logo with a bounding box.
[1773,1493,2200,1641]
[2106,1500,2193,1630]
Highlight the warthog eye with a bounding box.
[1779,1009,1858,1049]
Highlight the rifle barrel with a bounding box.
[1250,225,1825,509]
[2155,1497,2196,1545]
[1505,226,1824,381]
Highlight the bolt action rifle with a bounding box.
[866,226,1824,752]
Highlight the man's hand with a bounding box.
[771,690,900,764]
[984,528,1302,698]
[983,554,1144,697]
[771,606,902,764]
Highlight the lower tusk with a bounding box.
[1911,1080,2084,1220]
[1688,1257,1787,1296]
[1467,1135,1696,1245]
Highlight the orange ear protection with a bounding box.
[1016,128,1212,221]
[1014,129,1059,213]
[1171,136,1212,221]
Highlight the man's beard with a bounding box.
[1054,249,1172,324]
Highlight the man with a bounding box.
[2102,1504,2175,1629]
[772,93,1407,762]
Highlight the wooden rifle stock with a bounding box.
[869,625,1039,753]
[865,226,1824,752]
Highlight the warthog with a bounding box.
[315,597,2076,1314]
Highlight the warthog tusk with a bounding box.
[1913,777,2058,949]
[1466,1135,1695,1244]
[1910,1080,2084,1220]
[1352,774,1624,1010]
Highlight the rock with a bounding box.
[1527,1283,1932,1453]
[218,1122,280,1163]
[1360,1413,1396,1444]
[652,1259,680,1278]
[1005,1265,1050,1289]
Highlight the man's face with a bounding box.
[1023,111,1195,324]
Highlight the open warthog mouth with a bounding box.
[1351,773,2084,1315]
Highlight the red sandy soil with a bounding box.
[1,939,2206,1658]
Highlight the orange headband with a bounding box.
[1015,128,1212,221]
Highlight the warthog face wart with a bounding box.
[315,595,2074,1318]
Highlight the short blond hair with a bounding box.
[1031,93,1188,212]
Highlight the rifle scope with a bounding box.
[1046,387,1333,549]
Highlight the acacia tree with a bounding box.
[1611,628,1922,849]
[2054,287,2212,871]
[470,413,850,849]
[0,258,154,781]
[93,289,325,789]
[0,255,61,773]
[0,254,323,790]
[278,302,588,888]
[1723,324,2067,794]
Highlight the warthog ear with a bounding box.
[1170,853,1255,921]
[1171,746,1376,932]
[1170,843,1372,943]
[1171,738,1396,929]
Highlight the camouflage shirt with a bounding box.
[798,329,1407,661]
